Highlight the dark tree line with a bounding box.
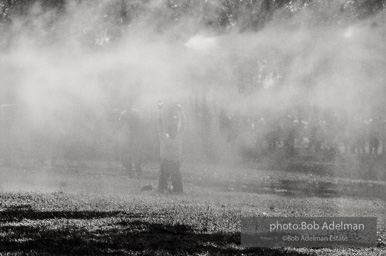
[1,0,386,33]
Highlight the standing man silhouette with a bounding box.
[119,108,143,178]
[157,100,186,193]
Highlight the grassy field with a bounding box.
[0,161,385,255]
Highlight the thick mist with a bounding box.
[0,0,385,164]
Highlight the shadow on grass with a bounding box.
[0,205,132,222]
[0,207,309,255]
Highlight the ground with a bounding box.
[0,160,385,255]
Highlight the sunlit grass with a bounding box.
[0,162,384,255]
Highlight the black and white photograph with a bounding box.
[0,0,385,255]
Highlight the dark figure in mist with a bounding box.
[282,114,296,158]
[322,113,341,160]
[368,117,381,155]
[308,119,324,154]
[198,98,215,160]
[218,109,235,146]
[119,108,143,177]
[157,101,186,193]
[253,116,266,160]
[0,104,15,165]
[351,117,366,155]
[265,118,281,153]
[383,120,386,156]
[340,114,351,154]
[237,115,258,161]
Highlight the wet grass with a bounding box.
[0,163,385,255]
[0,193,306,255]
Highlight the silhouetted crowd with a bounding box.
[0,103,385,170]
[216,108,386,162]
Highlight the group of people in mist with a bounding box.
[1,94,386,192]
[213,106,386,162]
[114,100,186,193]
[0,100,187,193]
